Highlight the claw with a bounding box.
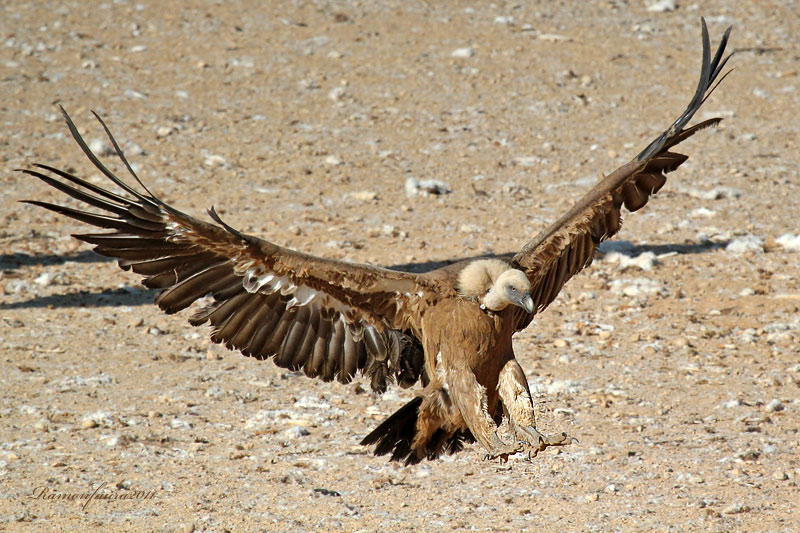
[483,442,524,463]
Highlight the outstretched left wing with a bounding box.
[510,19,732,331]
[21,108,433,392]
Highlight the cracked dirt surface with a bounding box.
[1,1,799,531]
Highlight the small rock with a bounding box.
[725,235,764,254]
[170,418,193,429]
[721,502,749,515]
[459,224,483,234]
[585,493,599,502]
[80,411,115,428]
[328,86,346,101]
[33,272,55,287]
[324,154,343,166]
[553,339,569,349]
[765,399,784,412]
[203,154,227,168]
[88,138,114,156]
[282,426,310,439]
[156,126,173,138]
[690,207,716,219]
[350,191,377,202]
[773,470,788,481]
[647,0,678,12]
[405,177,451,197]
[451,47,475,58]
[538,34,571,42]
[775,233,800,251]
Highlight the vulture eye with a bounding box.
[510,286,517,292]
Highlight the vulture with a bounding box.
[21,20,731,465]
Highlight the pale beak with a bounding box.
[519,293,535,314]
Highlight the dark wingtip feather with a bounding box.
[635,18,733,162]
[207,206,247,240]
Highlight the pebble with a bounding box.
[3,280,31,295]
[328,86,346,101]
[405,177,451,197]
[647,0,677,12]
[80,418,98,429]
[459,224,483,234]
[609,277,667,297]
[690,207,716,219]
[775,233,800,251]
[350,191,378,202]
[604,251,657,271]
[773,470,789,481]
[156,125,173,138]
[680,185,742,200]
[538,34,571,42]
[80,411,115,428]
[170,418,193,429]
[721,502,749,515]
[33,272,55,287]
[765,399,784,412]
[324,154,343,166]
[88,138,115,156]
[451,47,475,58]
[585,493,599,502]
[281,426,310,438]
[203,154,227,168]
[553,339,569,348]
[725,235,764,254]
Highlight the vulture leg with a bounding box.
[446,363,522,461]
[497,359,573,458]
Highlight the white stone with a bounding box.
[451,47,475,58]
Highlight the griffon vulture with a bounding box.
[21,20,731,464]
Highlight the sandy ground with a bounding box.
[1,1,799,531]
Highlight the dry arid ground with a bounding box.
[1,1,799,531]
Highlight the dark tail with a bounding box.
[360,397,474,465]
[361,397,423,464]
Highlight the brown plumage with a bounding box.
[21,20,732,464]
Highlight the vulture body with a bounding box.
[21,21,732,464]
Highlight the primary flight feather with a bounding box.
[22,19,732,464]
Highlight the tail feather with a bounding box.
[361,397,423,463]
[360,397,475,465]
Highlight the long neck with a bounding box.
[482,285,508,311]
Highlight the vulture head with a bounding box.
[458,259,535,313]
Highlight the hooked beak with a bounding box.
[519,293,535,314]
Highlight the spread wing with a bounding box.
[511,19,732,331]
[21,108,431,392]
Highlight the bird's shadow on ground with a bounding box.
[0,240,725,310]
